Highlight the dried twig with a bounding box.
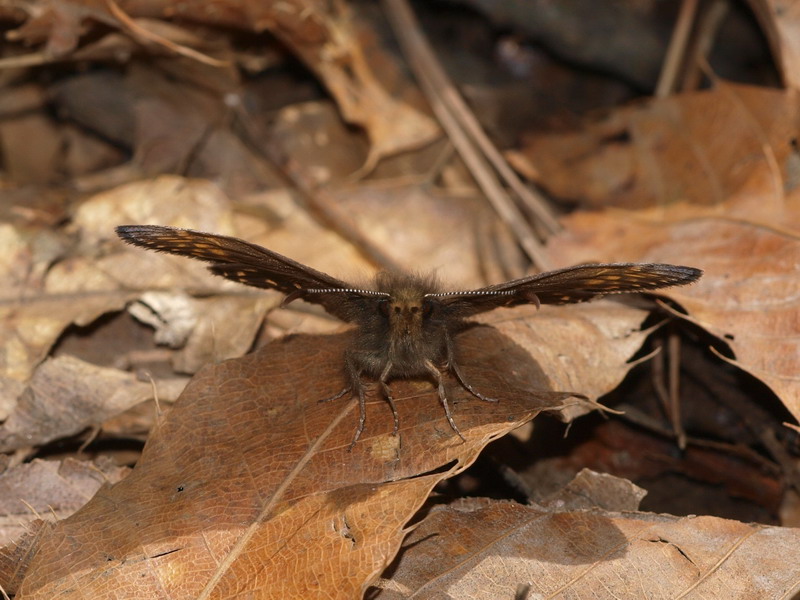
[382,0,556,270]
[106,0,230,68]
[668,329,688,449]
[655,0,700,96]
[681,0,730,91]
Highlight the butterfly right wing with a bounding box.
[430,263,702,318]
[116,225,385,322]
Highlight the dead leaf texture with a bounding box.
[506,80,800,428]
[7,0,439,163]
[12,327,577,599]
[548,208,800,428]
[509,83,799,213]
[368,497,800,599]
[0,457,129,547]
[0,355,186,453]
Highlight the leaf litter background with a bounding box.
[0,0,799,599]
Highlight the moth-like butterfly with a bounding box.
[116,225,702,447]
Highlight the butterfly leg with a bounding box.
[343,353,369,450]
[320,386,351,403]
[320,352,366,450]
[378,361,400,436]
[423,359,466,442]
[444,330,498,403]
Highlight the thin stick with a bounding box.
[655,0,700,96]
[382,0,554,269]
[106,0,230,68]
[667,329,687,449]
[651,339,672,421]
[680,0,729,91]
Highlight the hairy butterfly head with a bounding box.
[374,271,440,337]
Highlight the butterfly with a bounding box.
[116,225,702,448]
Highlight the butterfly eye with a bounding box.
[378,299,390,317]
[422,299,434,318]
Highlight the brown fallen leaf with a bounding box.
[0,355,183,453]
[0,102,61,184]
[329,181,523,288]
[0,456,129,547]
[527,419,784,518]
[539,467,648,512]
[10,327,577,599]
[368,495,800,599]
[508,82,798,213]
[0,177,338,407]
[250,1,441,164]
[267,101,370,187]
[8,0,439,164]
[0,221,132,384]
[75,175,375,295]
[479,301,653,420]
[126,292,276,374]
[0,292,134,383]
[547,209,800,426]
[0,178,237,386]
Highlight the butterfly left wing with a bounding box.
[116,225,385,322]
[429,263,702,318]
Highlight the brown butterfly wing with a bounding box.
[431,263,702,318]
[116,225,380,322]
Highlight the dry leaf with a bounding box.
[268,101,370,186]
[547,208,800,425]
[509,82,798,212]
[8,0,439,163]
[531,419,783,516]
[12,328,575,598]
[0,178,235,385]
[256,1,440,164]
[0,457,129,547]
[480,301,653,420]
[369,496,800,599]
[540,468,648,512]
[126,292,276,374]
[0,355,180,453]
[330,182,522,288]
[0,222,128,384]
[750,0,800,88]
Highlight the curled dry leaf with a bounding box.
[13,328,577,599]
[0,177,235,385]
[368,496,800,599]
[0,457,129,547]
[8,0,438,163]
[0,355,183,453]
[508,82,799,213]
[126,292,277,374]
[0,291,134,383]
[548,209,800,425]
[0,223,135,384]
[250,1,440,163]
[539,468,648,512]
